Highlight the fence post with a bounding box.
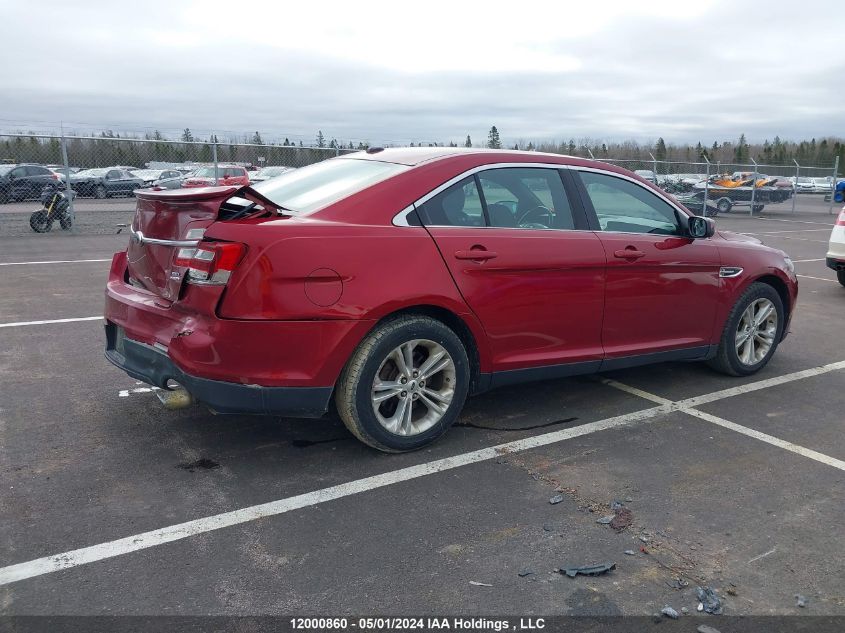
[830,156,840,214]
[792,159,799,214]
[749,158,758,217]
[335,146,340,158]
[702,157,710,216]
[212,142,219,186]
[587,148,595,160]
[60,134,76,230]
[649,152,657,182]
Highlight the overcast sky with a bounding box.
[0,0,841,145]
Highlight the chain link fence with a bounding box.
[0,133,840,236]
[0,133,354,236]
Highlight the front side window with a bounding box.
[477,168,574,230]
[579,171,680,235]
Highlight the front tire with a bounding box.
[94,184,107,199]
[29,210,53,233]
[716,198,732,214]
[59,213,73,230]
[707,282,784,377]
[335,315,470,452]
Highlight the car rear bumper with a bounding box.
[826,257,845,271]
[104,322,333,417]
[104,252,376,416]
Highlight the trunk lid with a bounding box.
[126,186,240,302]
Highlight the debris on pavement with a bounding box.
[696,586,723,615]
[795,594,808,608]
[610,500,624,510]
[469,581,492,587]
[639,535,650,543]
[543,523,554,532]
[681,607,689,615]
[518,569,535,577]
[661,606,680,619]
[549,494,565,505]
[666,577,689,590]
[610,507,633,531]
[560,562,616,578]
[624,549,636,556]
[596,515,614,524]
[696,626,722,633]
[726,587,737,596]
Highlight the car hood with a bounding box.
[718,230,762,244]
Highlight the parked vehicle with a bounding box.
[29,182,75,232]
[132,169,183,185]
[182,166,250,188]
[0,163,62,203]
[105,148,797,452]
[249,166,296,183]
[793,177,815,192]
[812,177,833,193]
[826,207,845,287]
[70,168,145,198]
[823,180,845,203]
[672,190,720,217]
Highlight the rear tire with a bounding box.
[335,315,470,452]
[29,210,53,233]
[716,198,732,213]
[94,184,107,199]
[838,270,845,288]
[59,214,72,230]
[707,282,784,377]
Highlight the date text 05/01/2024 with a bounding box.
[289,618,546,631]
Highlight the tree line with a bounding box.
[1,126,842,170]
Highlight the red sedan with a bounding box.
[105,148,797,452]
[182,165,250,188]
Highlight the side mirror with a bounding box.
[688,215,716,239]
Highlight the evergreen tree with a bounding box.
[316,130,326,148]
[487,126,502,149]
[654,137,667,161]
[465,135,472,148]
[251,131,263,144]
[181,128,194,142]
[283,137,291,146]
[734,134,749,163]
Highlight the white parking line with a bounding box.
[684,408,845,472]
[0,259,111,266]
[745,229,831,235]
[792,258,825,263]
[0,316,103,329]
[2,358,844,587]
[0,403,671,586]
[797,274,838,283]
[753,217,834,226]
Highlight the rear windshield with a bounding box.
[251,158,407,214]
[75,168,108,177]
[0,165,12,176]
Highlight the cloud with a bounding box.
[0,0,840,144]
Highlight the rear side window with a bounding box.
[416,177,485,227]
[252,158,408,214]
[578,171,680,235]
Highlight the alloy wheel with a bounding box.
[734,298,778,366]
[370,339,456,436]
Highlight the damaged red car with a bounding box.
[105,148,797,452]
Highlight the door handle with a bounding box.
[455,249,498,261]
[613,248,645,260]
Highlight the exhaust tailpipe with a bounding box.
[156,382,195,410]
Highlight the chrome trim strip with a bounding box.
[130,226,201,247]
[719,266,744,278]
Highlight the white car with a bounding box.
[793,176,815,193]
[827,207,845,287]
[813,177,833,193]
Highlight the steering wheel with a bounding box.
[516,204,553,228]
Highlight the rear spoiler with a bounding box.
[134,184,283,212]
[134,185,241,201]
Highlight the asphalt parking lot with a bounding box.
[1,196,843,619]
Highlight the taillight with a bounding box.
[51,172,59,180]
[185,242,245,285]
[837,208,845,226]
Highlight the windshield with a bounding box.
[0,165,12,176]
[251,158,407,213]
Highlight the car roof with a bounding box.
[345,146,578,167]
